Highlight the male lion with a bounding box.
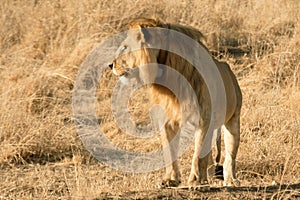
[109,18,242,188]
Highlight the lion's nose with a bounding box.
[108,63,113,69]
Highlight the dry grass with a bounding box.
[0,0,299,199]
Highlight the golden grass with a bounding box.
[0,0,299,199]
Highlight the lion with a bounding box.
[109,18,242,188]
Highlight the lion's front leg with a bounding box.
[188,128,210,190]
[159,122,181,188]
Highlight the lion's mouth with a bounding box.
[119,69,141,86]
[119,71,129,77]
[118,71,131,85]
[119,75,129,85]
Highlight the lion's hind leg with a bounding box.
[214,128,223,180]
[223,115,241,187]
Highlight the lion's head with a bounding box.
[109,18,171,84]
[109,18,209,85]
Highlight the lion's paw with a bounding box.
[223,178,240,187]
[188,180,210,191]
[157,179,180,188]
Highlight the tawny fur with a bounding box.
[110,18,242,188]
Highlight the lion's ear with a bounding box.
[134,26,151,44]
[140,27,151,42]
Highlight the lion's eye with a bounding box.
[121,45,127,51]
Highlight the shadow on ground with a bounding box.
[98,183,300,199]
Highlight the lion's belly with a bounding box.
[148,64,240,128]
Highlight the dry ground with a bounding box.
[0,0,299,199]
